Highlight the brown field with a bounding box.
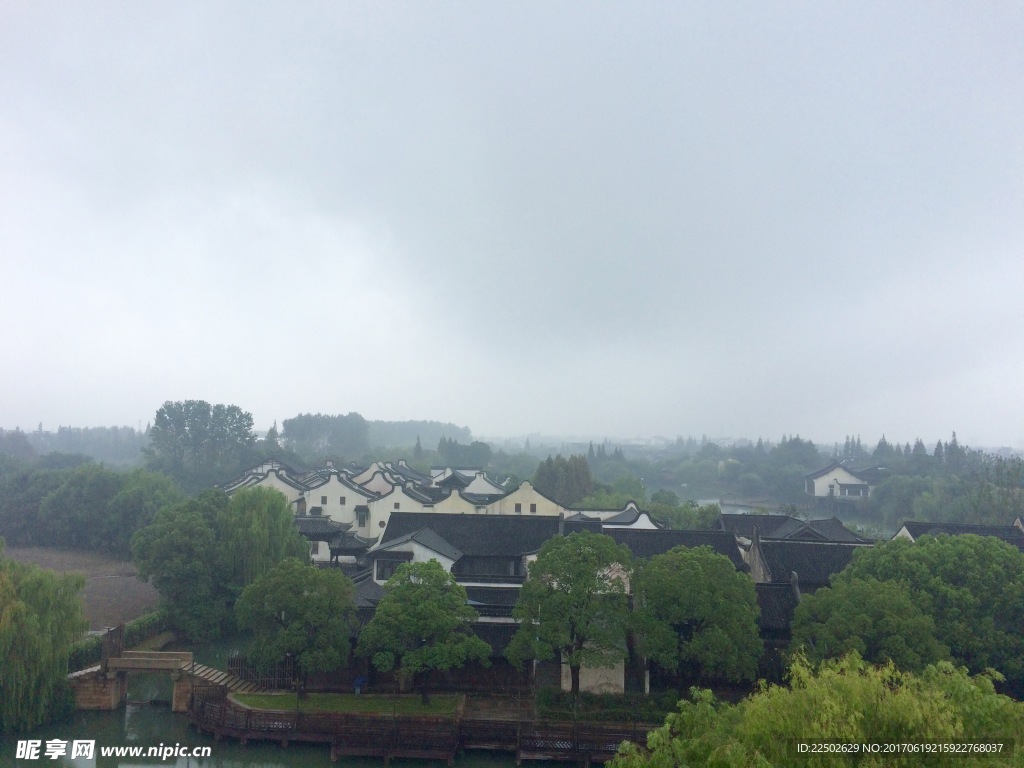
[5,547,160,631]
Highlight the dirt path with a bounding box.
[4,546,160,631]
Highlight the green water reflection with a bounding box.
[6,703,524,768]
[4,634,534,768]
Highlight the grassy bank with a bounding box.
[232,692,461,716]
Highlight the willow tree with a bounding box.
[0,544,87,734]
[217,487,308,592]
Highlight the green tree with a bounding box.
[38,463,125,551]
[356,560,490,703]
[960,456,1024,525]
[507,531,632,697]
[131,494,224,642]
[656,501,721,531]
[0,467,68,546]
[791,577,948,672]
[633,546,762,683]
[132,488,307,642]
[611,654,1024,768]
[145,400,256,492]
[0,544,87,734]
[235,557,357,690]
[533,454,595,506]
[839,535,1024,686]
[946,431,966,473]
[650,489,679,507]
[281,412,370,461]
[0,428,36,462]
[216,487,309,593]
[105,469,185,553]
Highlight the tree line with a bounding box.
[0,459,184,555]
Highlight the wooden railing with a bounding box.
[189,692,654,764]
[226,654,294,689]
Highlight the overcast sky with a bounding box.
[2,2,1022,449]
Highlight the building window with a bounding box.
[340,496,346,505]
[376,559,403,581]
[394,502,400,510]
[310,541,320,555]
[515,503,522,514]
[530,503,537,514]
[321,496,327,505]
[357,508,368,526]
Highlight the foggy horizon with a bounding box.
[3,3,1022,450]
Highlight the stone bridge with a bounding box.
[69,626,265,712]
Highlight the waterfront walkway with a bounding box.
[189,689,654,766]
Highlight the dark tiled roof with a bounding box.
[462,492,506,506]
[294,515,349,538]
[304,473,376,497]
[755,583,799,631]
[769,517,867,543]
[388,461,432,484]
[798,518,868,543]
[757,540,873,588]
[562,519,605,537]
[803,461,875,482]
[380,513,600,556]
[603,508,657,526]
[605,529,745,570]
[722,514,866,543]
[898,521,1024,549]
[720,513,801,538]
[354,577,385,608]
[437,473,471,490]
[373,527,464,562]
[328,531,377,554]
[565,512,601,522]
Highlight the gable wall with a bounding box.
[305,474,374,527]
[372,541,457,583]
[240,472,304,507]
[488,482,564,516]
[432,492,480,515]
[367,486,428,534]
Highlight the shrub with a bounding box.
[68,636,102,672]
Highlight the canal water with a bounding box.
[3,634,533,768]
[5,693,528,768]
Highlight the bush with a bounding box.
[66,610,169,672]
[68,636,102,671]
[123,610,170,648]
